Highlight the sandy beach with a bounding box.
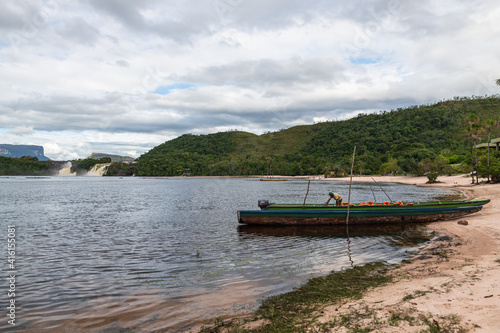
[309,174,500,332]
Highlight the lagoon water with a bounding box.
[0,176,461,332]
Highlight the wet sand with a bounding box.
[312,174,500,332]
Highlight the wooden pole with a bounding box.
[345,146,356,267]
[346,146,356,226]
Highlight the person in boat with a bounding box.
[325,192,342,207]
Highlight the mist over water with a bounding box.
[0,177,461,331]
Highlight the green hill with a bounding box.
[135,96,500,176]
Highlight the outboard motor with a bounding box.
[258,200,270,210]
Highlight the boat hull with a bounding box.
[237,206,483,225]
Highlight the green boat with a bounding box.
[237,205,485,225]
[258,199,490,210]
[237,199,490,226]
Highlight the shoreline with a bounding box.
[198,174,500,332]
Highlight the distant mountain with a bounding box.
[0,144,50,161]
[88,152,135,162]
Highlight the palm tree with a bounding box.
[465,126,474,183]
[465,113,479,183]
[496,79,500,86]
[483,119,500,182]
[471,122,484,184]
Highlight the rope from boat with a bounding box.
[371,177,393,203]
[370,185,377,202]
[302,180,311,209]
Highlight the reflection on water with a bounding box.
[237,223,431,237]
[346,225,355,267]
[239,223,432,269]
[0,177,456,332]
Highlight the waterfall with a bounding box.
[58,162,76,176]
[86,163,111,176]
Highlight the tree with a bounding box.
[381,158,401,175]
[465,113,479,183]
[483,119,500,181]
[488,153,500,183]
[496,79,500,86]
[471,122,484,184]
[426,171,439,183]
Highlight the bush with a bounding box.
[426,171,439,183]
[104,162,134,176]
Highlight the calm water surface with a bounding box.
[0,176,462,332]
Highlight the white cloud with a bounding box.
[0,0,499,160]
[10,125,34,135]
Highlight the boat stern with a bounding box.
[258,199,270,210]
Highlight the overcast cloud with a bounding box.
[0,0,499,160]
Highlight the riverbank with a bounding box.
[198,174,500,332]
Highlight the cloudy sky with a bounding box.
[1,0,499,160]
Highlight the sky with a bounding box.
[1,0,499,160]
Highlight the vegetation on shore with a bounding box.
[104,161,135,176]
[0,156,52,176]
[0,156,117,176]
[0,154,136,176]
[135,96,500,181]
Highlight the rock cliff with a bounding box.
[88,152,135,162]
[0,144,50,161]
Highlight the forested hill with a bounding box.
[135,96,500,176]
